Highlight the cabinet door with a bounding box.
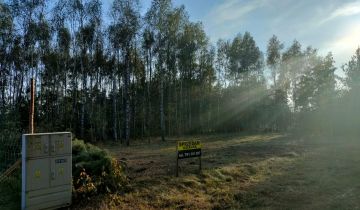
[26,135,49,158]
[50,133,72,156]
[50,156,72,187]
[26,158,50,191]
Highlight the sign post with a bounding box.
[176,140,202,177]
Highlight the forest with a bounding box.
[1,0,360,144]
[2,0,360,209]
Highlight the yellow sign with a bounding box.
[35,170,41,178]
[177,140,201,151]
[59,167,64,176]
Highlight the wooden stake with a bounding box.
[29,78,35,134]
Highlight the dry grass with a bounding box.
[4,133,360,209]
[73,133,360,209]
[72,133,304,209]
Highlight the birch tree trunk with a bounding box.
[124,48,131,146]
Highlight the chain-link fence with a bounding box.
[0,130,21,175]
[0,127,22,209]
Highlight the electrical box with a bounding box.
[22,132,72,210]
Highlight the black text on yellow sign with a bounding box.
[177,140,202,151]
[176,140,202,176]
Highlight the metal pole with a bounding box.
[199,155,202,172]
[29,78,35,134]
[176,156,179,177]
[176,142,179,177]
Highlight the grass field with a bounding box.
[2,133,360,210]
[71,132,360,210]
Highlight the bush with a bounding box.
[72,139,128,200]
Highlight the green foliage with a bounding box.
[0,140,128,209]
[228,32,262,83]
[72,139,128,200]
[266,35,283,87]
[344,47,360,91]
[1,0,360,141]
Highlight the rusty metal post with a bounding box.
[29,78,35,134]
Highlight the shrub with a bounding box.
[72,139,128,200]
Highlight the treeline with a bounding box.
[0,0,359,144]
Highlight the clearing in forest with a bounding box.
[73,133,360,209]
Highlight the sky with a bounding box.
[104,0,360,69]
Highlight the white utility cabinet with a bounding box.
[22,132,72,210]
